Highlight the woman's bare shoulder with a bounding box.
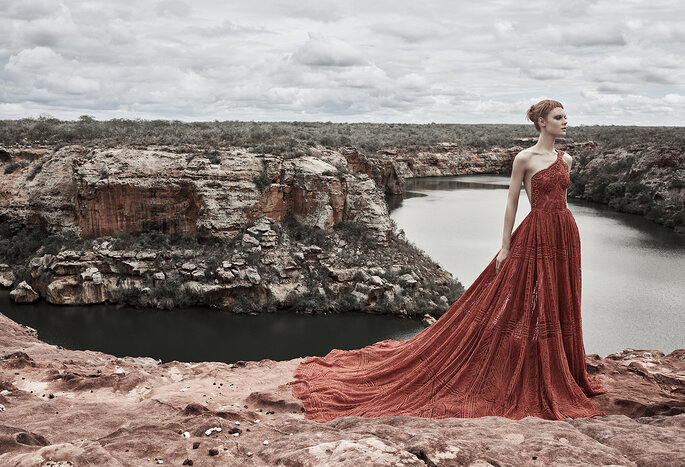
[561,151,573,165]
[513,148,533,166]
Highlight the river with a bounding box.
[2,174,683,361]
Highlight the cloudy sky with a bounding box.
[1,0,684,125]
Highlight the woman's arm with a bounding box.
[496,154,526,272]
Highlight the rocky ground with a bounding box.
[0,215,461,317]
[1,312,684,466]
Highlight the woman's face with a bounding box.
[540,107,567,136]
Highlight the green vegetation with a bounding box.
[281,214,333,248]
[252,168,271,192]
[0,116,537,155]
[333,220,380,251]
[0,218,85,264]
[109,222,209,251]
[567,154,685,230]
[3,117,685,156]
[0,218,88,283]
[3,161,27,174]
[569,125,685,149]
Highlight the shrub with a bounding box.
[4,161,27,174]
[26,160,44,181]
[225,293,264,314]
[669,179,685,189]
[625,180,649,196]
[332,292,363,313]
[252,169,271,192]
[667,208,685,228]
[0,219,83,264]
[588,173,614,201]
[284,288,330,314]
[333,220,379,250]
[282,214,331,248]
[605,182,625,199]
[204,150,221,164]
[110,224,204,251]
[148,276,191,309]
[568,172,588,196]
[115,286,144,306]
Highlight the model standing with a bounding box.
[281,100,607,422]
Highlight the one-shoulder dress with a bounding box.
[280,148,607,422]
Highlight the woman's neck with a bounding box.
[534,133,556,153]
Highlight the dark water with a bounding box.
[3,174,683,362]
[1,291,423,363]
[389,175,685,357]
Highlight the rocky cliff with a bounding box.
[568,143,685,232]
[0,145,461,314]
[1,139,682,312]
[1,313,684,466]
[0,145,391,241]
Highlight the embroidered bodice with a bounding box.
[530,149,569,211]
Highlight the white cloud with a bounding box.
[292,33,370,67]
[5,46,63,71]
[156,0,191,18]
[551,23,627,47]
[597,83,634,95]
[0,0,684,125]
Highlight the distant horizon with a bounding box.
[1,116,683,129]
[2,1,684,127]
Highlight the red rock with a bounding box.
[0,311,683,466]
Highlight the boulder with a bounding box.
[0,264,15,287]
[9,281,39,303]
[46,277,106,305]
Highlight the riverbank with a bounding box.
[1,312,684,465]
[356,140,685,234]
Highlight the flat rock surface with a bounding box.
[0,311,683,466]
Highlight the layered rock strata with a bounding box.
[0,146,392,242]
[567,144,685,232]
[2,146,463,311]
[1,140,681,313]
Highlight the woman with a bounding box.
[280,99,607,422]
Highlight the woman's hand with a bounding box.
[496,247,509,273]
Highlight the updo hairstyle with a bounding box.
[526,99,564,132]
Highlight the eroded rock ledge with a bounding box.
[0,145,462,313]
[0,313,683,466]
[7,217,460,316]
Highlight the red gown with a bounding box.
[280,149,607,422]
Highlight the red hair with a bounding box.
[526,99,564,132]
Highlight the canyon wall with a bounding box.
[0,145,460,313]
[0,146,392,242]
[1,140,682,311]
